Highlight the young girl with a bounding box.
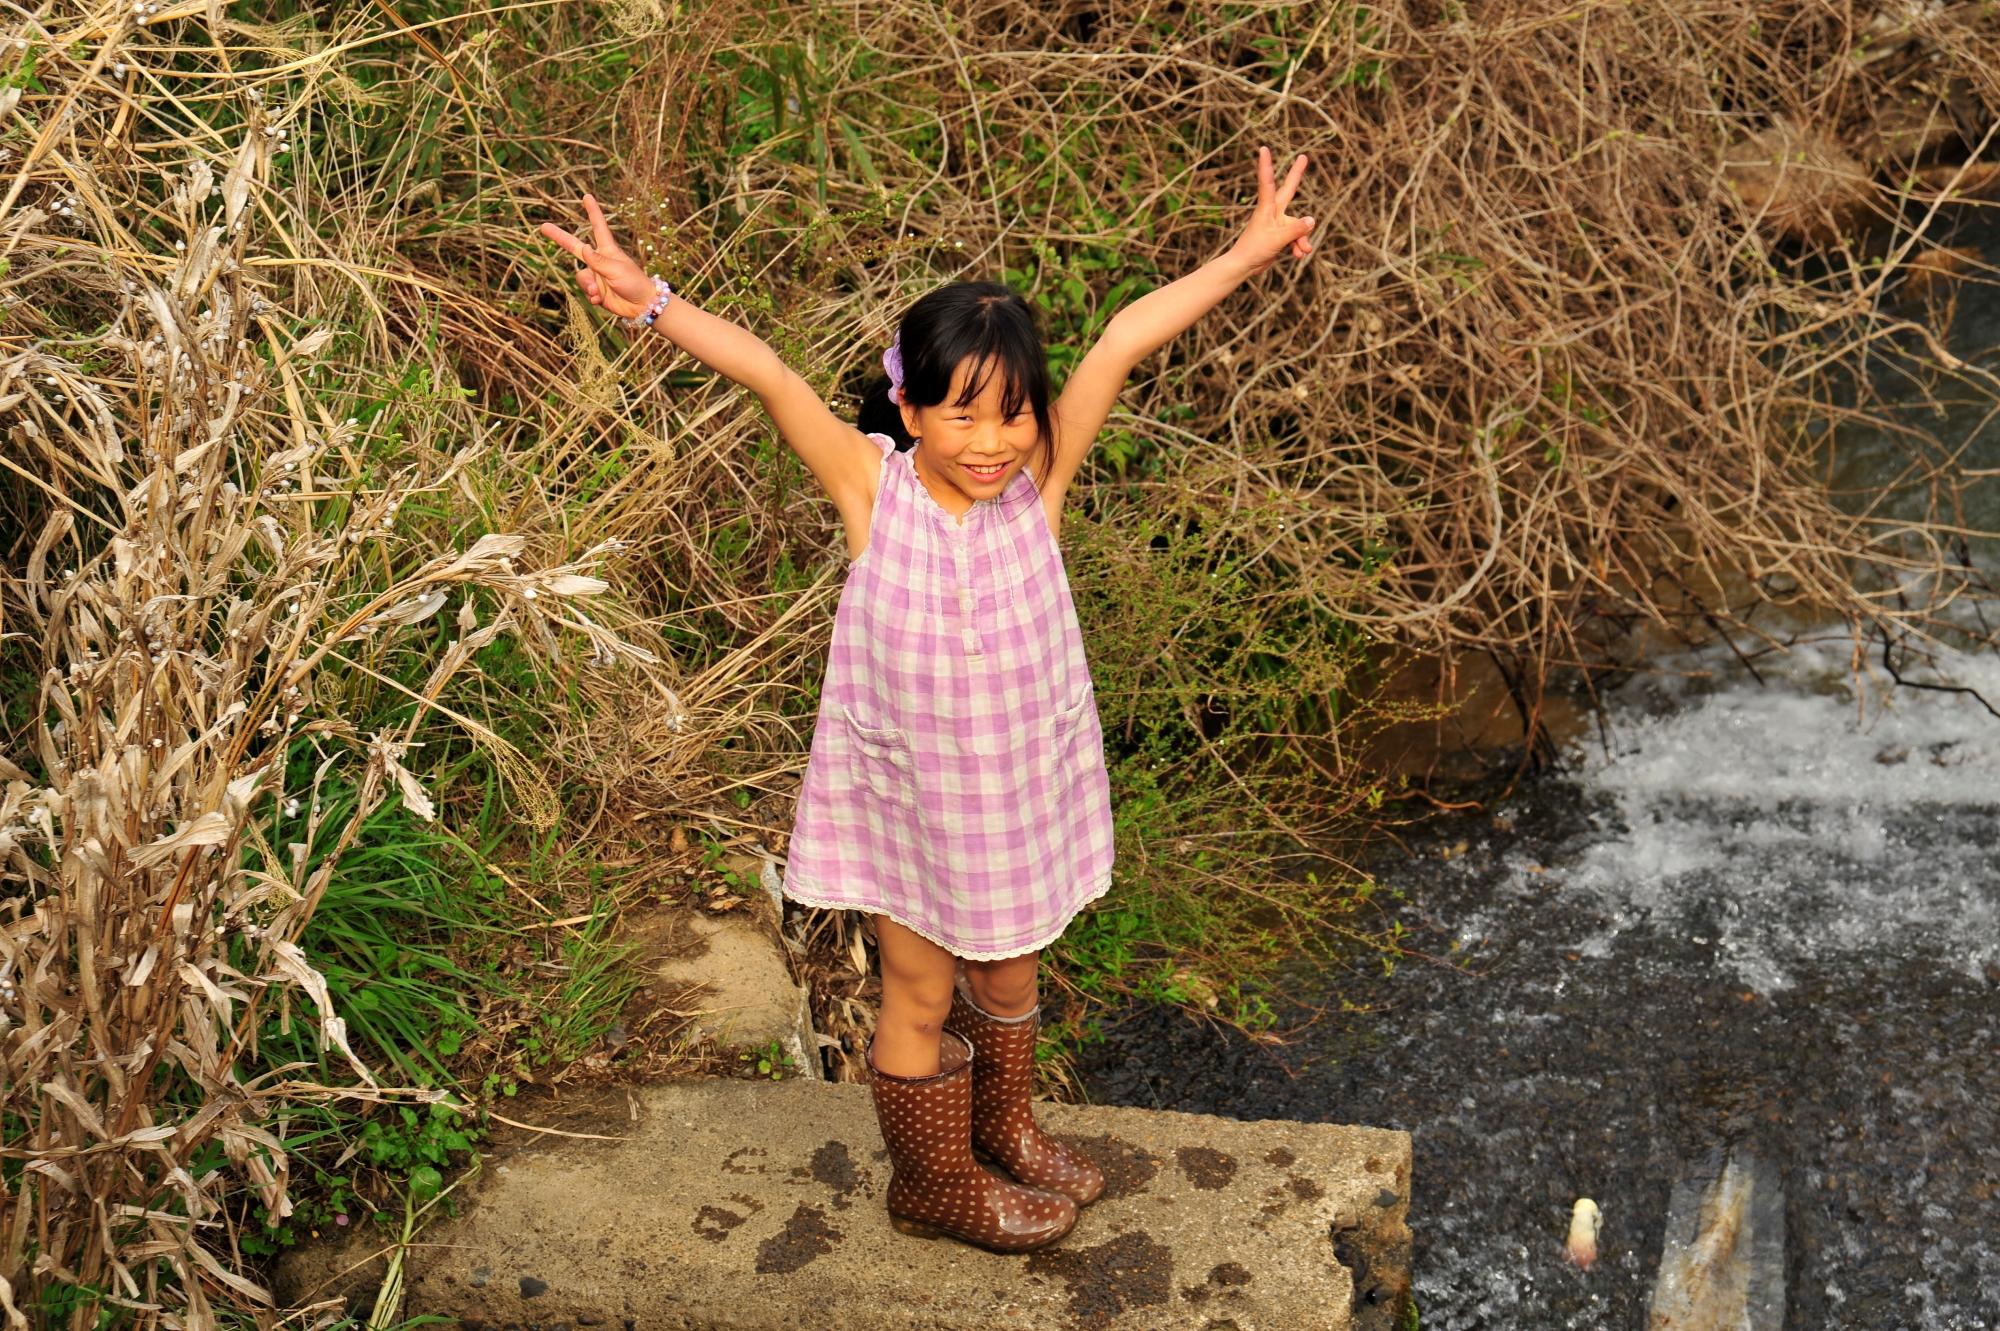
[540,147,1314,1253]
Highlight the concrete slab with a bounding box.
[278,1080,1411,1331]
[630,907,819,1079]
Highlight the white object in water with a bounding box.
[1567,1197,1602,1270]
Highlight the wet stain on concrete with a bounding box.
[807,1139,869,1210]
[1175,1144,1238,1190]
[1254,1172,1331,1226]
[693,1191,764,1241]
[754,1203,843,1275]
[1263,1146,1296,1168]
[1025,1230,1174,1330]
[691,1205,746,1242]
[722,1145,768,1175]
[1182,1256,1256,1307]
[1060,1134,1162,1201]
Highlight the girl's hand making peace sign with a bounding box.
[538,193,656,321]
[1228,146,1316,276]
[535,188,884,540]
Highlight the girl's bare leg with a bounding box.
[872,916,957,1077]
[963,950,1040,1018]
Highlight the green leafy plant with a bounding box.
[738,1038,797,1080]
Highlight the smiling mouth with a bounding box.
[962,461,1009,479]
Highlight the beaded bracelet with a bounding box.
[619,275,674,331]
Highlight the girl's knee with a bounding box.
[966,965,1038,1014]
[879,972,954,1024]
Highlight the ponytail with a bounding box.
[856,374,913,450]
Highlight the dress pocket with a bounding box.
[841,705,917,806]
[1046,690,1096,800]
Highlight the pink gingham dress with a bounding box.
[781,431,1116,959]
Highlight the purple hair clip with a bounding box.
[883,335,905,405]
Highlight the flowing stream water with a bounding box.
[1078,235,2000,1329]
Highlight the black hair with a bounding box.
[856,280,1056,488]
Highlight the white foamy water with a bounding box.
[1547,637,2000,991]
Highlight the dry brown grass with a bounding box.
[486,0,2000,810]
[809,1,2000,667]
[0,5,651,1325]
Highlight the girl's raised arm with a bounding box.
[539,195,881,522]
[1041,147,1316,508]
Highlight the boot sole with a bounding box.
[889,1209,1077,1251]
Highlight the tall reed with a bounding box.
[0,6,648,1324]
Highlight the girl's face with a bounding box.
[899,355,1041,510]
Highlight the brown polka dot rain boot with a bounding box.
[945,983,1107,1206]
[868,1029,1078,1251]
